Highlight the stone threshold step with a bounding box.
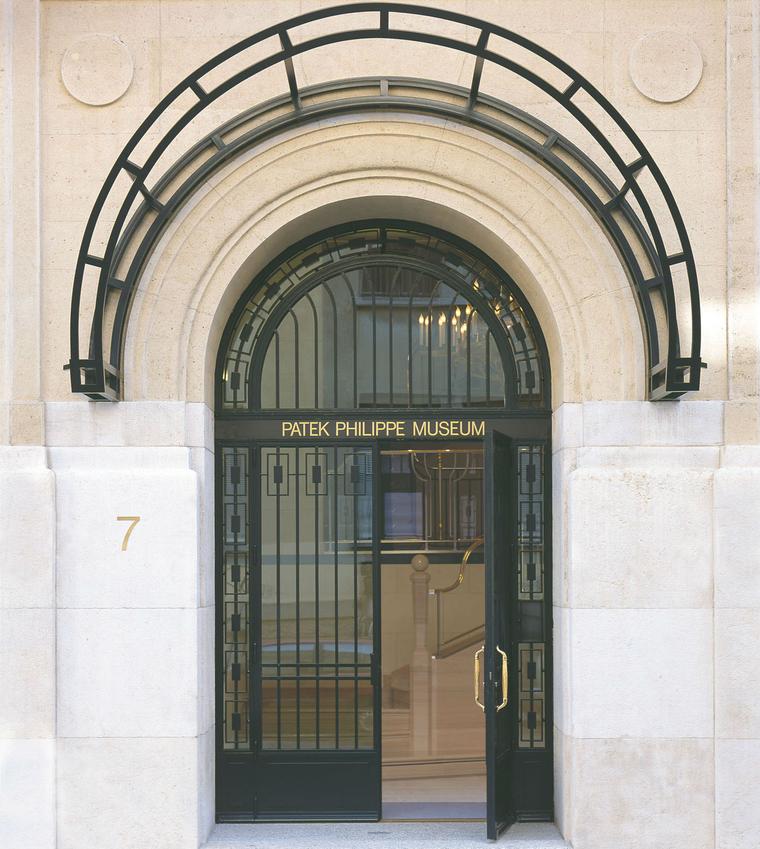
[203,821,569,848]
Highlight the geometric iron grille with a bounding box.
[516,444,546,749]
[221,446,251,750]
[518,642,546,748]
[258,446,374,751]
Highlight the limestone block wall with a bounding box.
[0,448,56,849]
[51,444,212,849]
[24,405,215,849]
[551,401,760,849]
[714,452,760,849]
[553,402,721,848]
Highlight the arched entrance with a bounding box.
[214,221,552,838]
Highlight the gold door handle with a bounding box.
[473,646,484,711]
[496,645,509,712]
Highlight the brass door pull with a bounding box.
[473,646,485,711]
[496,645,509,712]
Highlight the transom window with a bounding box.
[218,223,547,412]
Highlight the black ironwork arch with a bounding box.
[216,222,549,414]
[66,2,705,401]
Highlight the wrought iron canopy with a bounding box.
[66,2,705,401]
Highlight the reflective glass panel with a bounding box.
[259,446,374,750]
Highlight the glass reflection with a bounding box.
[380,448,486,817]
[259,446,374,750]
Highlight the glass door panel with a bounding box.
[254,445,380,820]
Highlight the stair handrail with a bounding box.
[428,536,485,658]
[428,536,484,596]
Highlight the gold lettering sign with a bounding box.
[279,419,485,438]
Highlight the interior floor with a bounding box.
[383,775,486,821]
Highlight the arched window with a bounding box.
[218,223,548,412]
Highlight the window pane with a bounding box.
[260,446,375,751]
[220,226,546,411]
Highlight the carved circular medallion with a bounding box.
[61,34,134,106]
[629,32,703,103]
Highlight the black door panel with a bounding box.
[485,429,516,839]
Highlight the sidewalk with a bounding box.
[203,821,570,848]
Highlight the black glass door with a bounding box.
[485,428,516,839]
[251,443,380,820]
[216,430,552,824]
[254,445,380,820]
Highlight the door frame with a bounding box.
[214,415,552,825]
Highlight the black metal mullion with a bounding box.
[314,449,321,749]
[274,330,280,409]
[338,273,358,409]
[292,311,300,409]
[305,293,319,409]
[388,266,402,407]
[295,448,301,749]
[466,469,473,539]
[407,281,414,407]
[232,452,241,748]
[275,445,282,749]
[453,467,459,543]
[530,447,540,747]
[333,446,340,748]
[466,310,472,405]
[260,671,370,681]
[446,302,453,406]
[215,454,225,758]
[252,447,261,758]
[486,331,491,404]
[424,278,442,408]
[530,452,537,747]
[427,302,433,407]
[353,452,359,749]
[325,281,339,408]
[371,442,382,766]
[371,269,377,406]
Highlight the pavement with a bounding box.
[203,821,570,848]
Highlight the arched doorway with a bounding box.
[214,221,552,838]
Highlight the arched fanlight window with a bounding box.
[218,223,548,412]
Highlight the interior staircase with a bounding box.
[382,638,486,781]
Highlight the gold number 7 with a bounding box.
[117,516,141,551]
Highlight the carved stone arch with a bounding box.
[66,2,704,401]
[123,136,641,407]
